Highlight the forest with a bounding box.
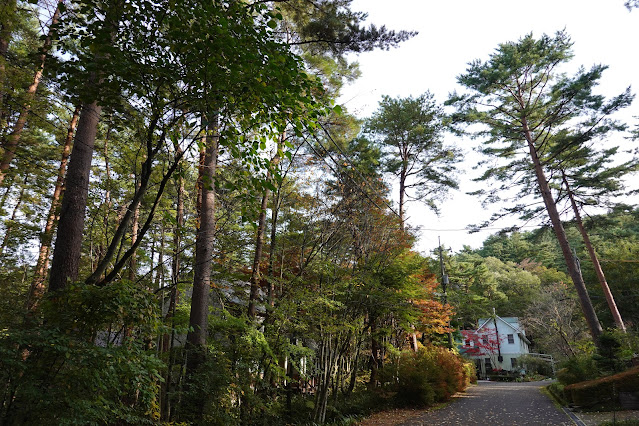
[0,0,638,424]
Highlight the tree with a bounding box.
[0,1,61,186]
[0,0,17,113]
[540,99,638,332]
[461,327,503,372]
[442,250,502,328]
[367,93,459,229]
[278,0,416,56]
[561,170,627,331]
[522,281,590,359]
[48,0,123,292]
[449,31,634,343]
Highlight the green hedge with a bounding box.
[564,365,639,408]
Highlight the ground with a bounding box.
[358,381,639,425]
[359,381,570,425]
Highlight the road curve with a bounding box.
[400,381,573,425]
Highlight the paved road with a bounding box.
[400,381,574,425]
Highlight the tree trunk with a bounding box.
[0,0,17,116]
[0,2,60,187]
[266,133,284,312]
[160,166,184,421]
[128,180,141,282]
[162,168,183,353]
[0,174,27,256]
[399,165,406,231]
[27,107,79,309]
[155,223,165,289]
[99,127,113,280]
[171,156,184,289]
[562,171,626,332]
[48,101,102,292]
[248,182,270,319]
[183,119,218,424]
[85,121,162,285]
[187,118,218,349]
[522,117,602,342]
[369,320,380,389]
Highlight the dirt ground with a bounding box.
[355,408,424,426]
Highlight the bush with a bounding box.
[557,354,599,385]
[0,281,164,425]
[518,354,554,377]
[383,346,473,407]
[564,365,639,408]
[547,382,566,405]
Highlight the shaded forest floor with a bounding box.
[355,408,424,426]
[356,403,450,425]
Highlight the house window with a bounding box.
[482,336,488,345]
[507,334,514,344]
[465,339,471,346]
[485,357,492,369]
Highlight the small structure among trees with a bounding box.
[460,315,530,378]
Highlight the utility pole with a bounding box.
[439,237,453,348]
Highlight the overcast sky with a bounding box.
[338,0,639,254]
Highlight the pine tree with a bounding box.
[449,31,633,343]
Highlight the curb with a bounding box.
[562,407,586,426]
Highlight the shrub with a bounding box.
[518,354,554,377]
[547,382,566,405]
[557,354,599,385]
[0,281,164,425]
[383,346,473,407]
[564,365,639,408]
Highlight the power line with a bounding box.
[301,123,401,223]
[317,121,403,221]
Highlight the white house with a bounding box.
[460,315,531,377]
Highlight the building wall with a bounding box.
[463,316,530,374]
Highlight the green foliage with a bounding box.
[449,30,633,231]
[366,93,459,215]
[0,281,164,425]
[557,354,599,385]
[278,0,416,56]
[517,355,554,377]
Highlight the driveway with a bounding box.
[400,381,574,425]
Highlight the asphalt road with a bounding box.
[400,381,574,425]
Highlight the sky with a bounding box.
[337,0,639,254]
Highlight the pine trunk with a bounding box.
[187,119,218,349]
[522,118,602,342]
[369,320,380,389]
[265,133,284,312]
[267,186,280,310]
[562,171,626,331]
[28,107,79,309]
[48,101,102,292]
[399,166,406,230]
